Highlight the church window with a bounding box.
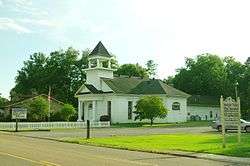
[172,102,180,110]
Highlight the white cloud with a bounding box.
[0,18,31,33]
[14,0,32,6]
[119,0,250,78]
[18,18,58,27]
[4,0,48,17]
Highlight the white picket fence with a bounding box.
[0,121,110,130]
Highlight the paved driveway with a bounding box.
[12,126,213,139]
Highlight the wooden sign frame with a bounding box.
[220,96,241,148]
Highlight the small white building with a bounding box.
[75,41,190,123]
[187,95,220,121]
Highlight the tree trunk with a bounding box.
[150,119,153,126]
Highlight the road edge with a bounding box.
[1,131,250,165]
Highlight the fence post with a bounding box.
[15,119,18,132]
[86,120,90,139]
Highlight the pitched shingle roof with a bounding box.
[102,77,190,98]
[76,84,113,95]
[4,94,64,108]
[89,41,112,57]
[102,77,143,94]
[85,84,101,94]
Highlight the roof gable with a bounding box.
[89,41,112,57]
[75,84,91,95]
[75,83,113,95]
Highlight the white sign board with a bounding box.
[12,108,27,119]
[220,96,241,148]
[224,97,239,128]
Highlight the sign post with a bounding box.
[86,120,90,139]
[12,108,27,132]
[237,97,241,143]
[220,96,241,148]
[220,96,226,148]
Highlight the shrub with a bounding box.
[52,104,76,121]
[100,115,110,122]
[27,97,49,122]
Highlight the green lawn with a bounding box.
[111,121,212,128]
[61,133,250,158]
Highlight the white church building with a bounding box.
[75,41,190,123]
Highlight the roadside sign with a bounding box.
[220,96,241,148]
[224,99,239,128]
[12,108,27,120]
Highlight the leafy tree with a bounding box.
[11,48,91,107]
[27,97,49,121]
[168,54,250,119]
[223,56,245,97]
[44,47,84,105]
[146,60,157,78]
[115,63,148,78]
[11,53,47,101]
[241,59,250,111]
[171,54,247,98]
[134,96,168,126]
[245,57,250,66]
[172,54,227,96]
[52,104,76,121]
[0,94,8,107]
[163,76,174,86]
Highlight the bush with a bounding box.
[27,97,49,122]
[100,115,110,122]
[52,104,76,121]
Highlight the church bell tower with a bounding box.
[84,41,115,90]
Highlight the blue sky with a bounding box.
[1,0,250,98]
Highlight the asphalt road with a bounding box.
[0,132,238,166]
[14,126,214,139]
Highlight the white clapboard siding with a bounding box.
[0,121,110,130]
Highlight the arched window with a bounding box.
[172,102,180,110]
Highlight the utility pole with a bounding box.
[235,81,239,100]
[48,86,51,122]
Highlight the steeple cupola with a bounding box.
[87,41,113,69]
[84,41,115,90]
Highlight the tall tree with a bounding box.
[114,63,148,78]
[11,48,90,106]
[172,54,227,96]
[241,59,250,110]
[163,76,174,86]
[11,53,48,101]
[169,54,250,118]
[146,60,157,78]
[223,56,245,97]
[0,94,8,107]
